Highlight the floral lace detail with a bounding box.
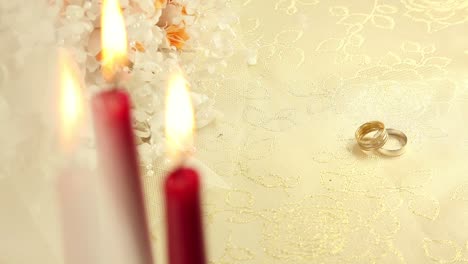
[401,0,468,32]
[275,0,320,15]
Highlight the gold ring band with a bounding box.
[355,121,388,151]
[377,128,407,157]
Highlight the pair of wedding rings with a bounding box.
[355,121,407,157]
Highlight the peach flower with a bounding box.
[165,25,189,50]
[154,0,168,9]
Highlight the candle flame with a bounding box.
[59,50,84,150]
[165,73,194,161]
[101,0,128,82]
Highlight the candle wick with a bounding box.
[167,149,192,170]
[111,63,128,88]
[180,157,188,168]
[180,146,197,168]
[114,67,122,88]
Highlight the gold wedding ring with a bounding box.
[377,128,407,157]
[355,121,388,151]
[355,121,407,157]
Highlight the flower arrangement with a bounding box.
[50,0,237,165]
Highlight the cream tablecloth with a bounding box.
[146,1,468,263]
[3,0,468,263]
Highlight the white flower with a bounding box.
[51,0,238,165]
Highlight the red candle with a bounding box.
[163,72,206,264]
[92,89,153,264]
[164,167,206,264]
[91,0,153,262]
